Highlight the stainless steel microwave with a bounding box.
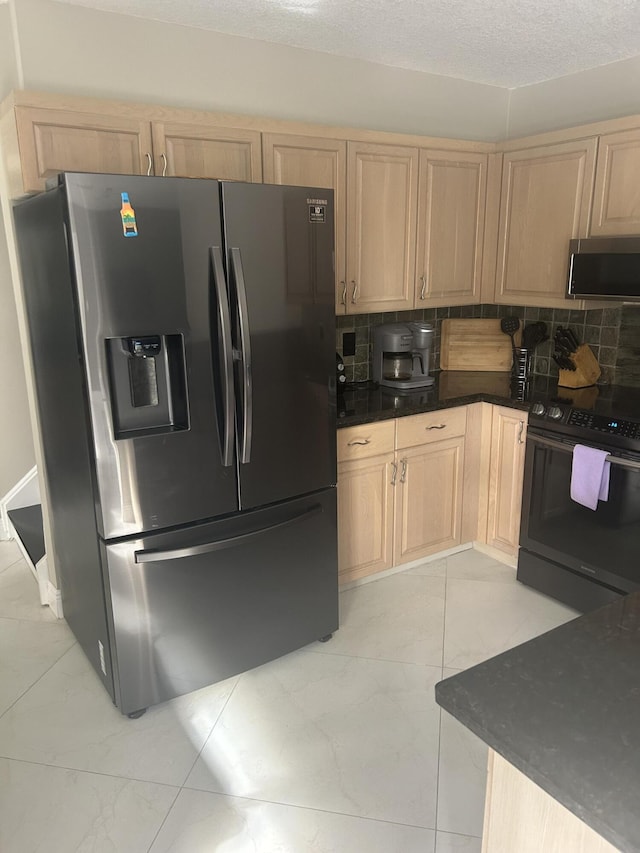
[568,237,640,301]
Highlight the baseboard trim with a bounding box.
[473,540,518,569]
[47,578,63,619]
[339,542,473,591]
[1,467,39,541]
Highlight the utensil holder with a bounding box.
[512,347,531,381]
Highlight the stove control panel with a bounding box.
[567,410,640,438]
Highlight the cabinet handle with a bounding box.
[391,461,398,486]
[351,281,358,304]
[340,280,347,305]
[145,152,152,176]
[400,457,408,483]
[161,153,167,177]
[420,275,427,300]
[518,420,525,444]
[347,439,371,446]
[425,424,446,430]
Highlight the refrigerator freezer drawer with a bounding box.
[104,488,338,715]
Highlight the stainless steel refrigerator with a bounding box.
[13,173,338,716]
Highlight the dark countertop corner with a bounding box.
[435,592,640,853]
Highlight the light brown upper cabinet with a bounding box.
[415,150,487,307]
[12,106,154,193]
[8,106,262,195]
[262,133,347,312]
[151,121,262,182]
[495,139,597,308]
[346,142,419,314]
[591,128,640,236]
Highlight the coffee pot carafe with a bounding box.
[373,322,435,390]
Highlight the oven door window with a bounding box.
[522,434,640,591]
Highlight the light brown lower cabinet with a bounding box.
[484,405,528,559]
[337,407,468,583]
[482,750,617,853]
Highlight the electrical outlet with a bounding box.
[342,331,356,357]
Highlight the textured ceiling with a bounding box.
[55,0,640,87]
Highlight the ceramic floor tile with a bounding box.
[406,556,448,577]
[0,757,178,853]
[150,787,436,853]
[0,644,239,786]
[0,557,53,622]
[435,830,482,853]
[187,649,442,828]
[437,667,488,837]
[443,576,578,670]
[320,572,445,666]
[446,549,516,583]
[0,540,22,573]
[0,616,75,715]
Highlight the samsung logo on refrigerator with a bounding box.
[568,237,640,301]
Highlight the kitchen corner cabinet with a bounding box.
[8,106,262,194]
[494,138,597,308]
[337,407,467,583]
[415,150,487,307]
[336,421,395,584]
[590,127,640,236]
[485,406,528,558]
[262,133,347,312]
[346,142,418,313]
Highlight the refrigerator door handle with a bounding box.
[210,246,235,467]
[134,503,322,563]
[230,247,252,464]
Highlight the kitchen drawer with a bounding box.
[337,420,395,462]
[396,406,467,449]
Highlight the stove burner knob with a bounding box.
[531,402,545,416]
[547,406,563,420]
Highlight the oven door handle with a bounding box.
[528,433,640,471]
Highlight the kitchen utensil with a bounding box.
[440,319,515,372]
[522,321,549,352]
[500,316,520,358]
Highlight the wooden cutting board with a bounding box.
[440,319,520,372]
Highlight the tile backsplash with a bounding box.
[336,304,640,386]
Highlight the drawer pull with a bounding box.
[347,438,371,446]
[425,424,446,430]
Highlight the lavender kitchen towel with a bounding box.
[570,444,611,511]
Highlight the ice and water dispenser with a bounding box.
[106,334,188,438]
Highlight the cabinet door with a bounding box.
[591,128,640,236]
[416,150,487,307]
[394,436,464,565]
[337,453,395,584]
[152,122,262,181]
[495,139,597,307]
[263,133,347,312]
[14,106,153,193]
[347,142,418,314]
[486,407,528,558]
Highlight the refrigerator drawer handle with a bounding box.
[134,504,323,563]
[230,247,253,465]
[210,247,235,467]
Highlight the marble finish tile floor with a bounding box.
[0,539,578,852]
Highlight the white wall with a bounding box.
[13,0,509,141]
[507,55,640,139]
[0,3,35,501]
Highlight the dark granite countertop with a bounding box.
[337,371,640,429]
[436,593,640,853]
